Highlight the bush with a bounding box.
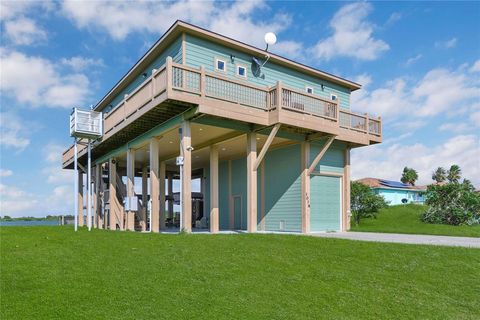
[351,182,388,225]
[422,182,480,225]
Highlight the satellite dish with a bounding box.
[252,57,261,68]
[265,32,277,47]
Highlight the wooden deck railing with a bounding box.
[63,57,381,166]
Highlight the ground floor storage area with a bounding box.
[310,175,342,232]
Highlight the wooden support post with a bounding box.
[94,165,100,228]
[126,149,136,231]
[344,148,351,231]
[78,172,84,227]
[168,174,173,225]
[246,132,257,233]
[166,56,173,96]
[159,161,166,230]
[141,166,148,231]
[209,145,219,233]
[254,124,280,171]
[150,138,160,232]
[308,135,336,175]
[181,121,192,232]
[301,142,311,234]
[109,158,119,230]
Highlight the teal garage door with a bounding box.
[310,175,342,232]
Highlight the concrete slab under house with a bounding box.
[62,20,382,234]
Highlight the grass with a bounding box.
[351,204,480,238]
[1,227,480,319]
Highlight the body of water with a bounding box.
[0,220,60,227]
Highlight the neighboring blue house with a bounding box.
[357,178,426,205]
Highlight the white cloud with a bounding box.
[0,1,38,20]
[60,56,104,71]
[435,37,457,49]
[61,0,292,50]
[470,59,480,73]
[385,12,402,26]
[352,64,480,120]
[0,183,39,215]
[352,134,480,187]
[405,54,422,66]
[0,49,91,108]
[438,122,471,133]
[43,143,66,163]
[271,40,305,61]
[4,17,47,45]
[310,2,389,61]
[0,112,31,150]
[0,169,13,177]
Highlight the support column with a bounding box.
[150,138,160,232]
[93,165,100,228]
[141,166,148,231]
[109,158,119,230]
[246,132,257,233]
[301,142,311,234]
[344,148,351,231]
[180,121,192,232]
[78,172,84,227]
[160,161,166,230]
[126,149,136,231]
[167,174,173,225]
[209,145,219,233]
[97,164,103,229]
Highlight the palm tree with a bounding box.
[462,179,474,191]
[401,167,418,186]
[431,167,447,183]
[447,165,462,183]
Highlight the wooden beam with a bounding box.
[344,148,351,231]
[159,161,166,230]
[150,138,160,232]
[301,142,310,234]
[108,158,119,230]
[246,132,257,232]
[126,148,135,231]
[254,124,280,171]
[78,171,84,227]
[181,120,192,232]
[308,135,336,175]
[140,166,147,231]
[210,145,219,233]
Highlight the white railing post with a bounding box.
[200,66,206,97]
[166,57,173,96]
[276,81,282,110]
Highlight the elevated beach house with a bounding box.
[356,178,426,205]
[62,21,382,233]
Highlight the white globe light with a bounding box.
[264,32,277,46]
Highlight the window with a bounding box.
[306,86,313,94]
[215,58,226,72]
[330,93,338,101]
[236,65,247,78]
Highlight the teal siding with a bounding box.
[310,175,341,231]
[310,139,346,173]
[104,36,183,113]
[203,166,210,221]
[263,144,302,232]
[375,188,425,205]
[231,158,247,230]
[185,35,351,109]
[218,161,229,229]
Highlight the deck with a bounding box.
[62,57,381,168]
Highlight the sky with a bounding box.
[0,1,479,217]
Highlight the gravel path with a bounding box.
[311,231,480,248]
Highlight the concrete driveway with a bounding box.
[311,232,480,248]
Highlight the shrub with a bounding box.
[351,182,388,225]
[422,182,480,225]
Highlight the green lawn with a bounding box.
[1,227,479,319]
[351,204,480,237]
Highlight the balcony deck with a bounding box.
[63,58,381,168]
